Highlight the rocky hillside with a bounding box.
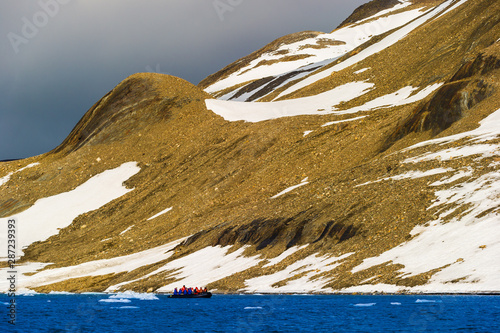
[1,0,499,294]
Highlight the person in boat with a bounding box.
[194,287,199,294]
[203,287,208,293]
[174,288,178,295]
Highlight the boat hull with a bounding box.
[168,292,212,298]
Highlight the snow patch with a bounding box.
[120,225,134,235]
[357,168,453,187]
[277,1,453,98]
[303,130,314,137]
[206,81,374,123]
[271,177,309,199]
[0,238,183,292]
[263,245,308,268]
[156,245,262,292]
[0,162,39,186]
[244,252,354,293]
[332,84,443,116]
[147,207,173,221]
[353,68,370,74]
[205,7,425,96]
[0,162,141,256]
[322,116,367,127]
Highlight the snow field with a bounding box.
[206,81,374,122]
[276,0,459,99]
[205,5,430,96]
[207,82,441,124]
[243,252,354,293]
[0,238,184,293]
[349,107,500,293]
[0,162,141,257]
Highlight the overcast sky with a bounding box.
[0,0,366,160]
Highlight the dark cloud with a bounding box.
[0,0,366,160]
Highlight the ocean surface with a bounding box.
[1,293,499,332]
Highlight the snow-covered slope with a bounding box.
[0,0,499,295]
[202,0,467,103]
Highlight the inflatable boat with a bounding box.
[168,292,212,298]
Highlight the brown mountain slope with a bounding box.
[0,0,499,294]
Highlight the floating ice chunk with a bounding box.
[353,303,376,307]
[415,299,439,303]
[99,298,132,303]
[109,291,159,300]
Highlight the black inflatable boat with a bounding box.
[168,292,212,298]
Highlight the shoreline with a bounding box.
[2,290,499,296]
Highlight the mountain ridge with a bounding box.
[1,0,499,294]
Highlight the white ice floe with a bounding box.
[353,303,376,307]
[0,238,183,292]
[0,162,141,257]
[108,291,159,300]
[244,252,354,293]
[99,298,131,303]
[206,81,374,122]
[147,207,173,221]
[271,178,309,199]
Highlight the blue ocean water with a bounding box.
[1,293,499,332]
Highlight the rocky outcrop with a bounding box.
[337,0,401,28]
[54,74,211,155]
[384,41,500,150]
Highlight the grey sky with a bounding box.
[1,0,366,160]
